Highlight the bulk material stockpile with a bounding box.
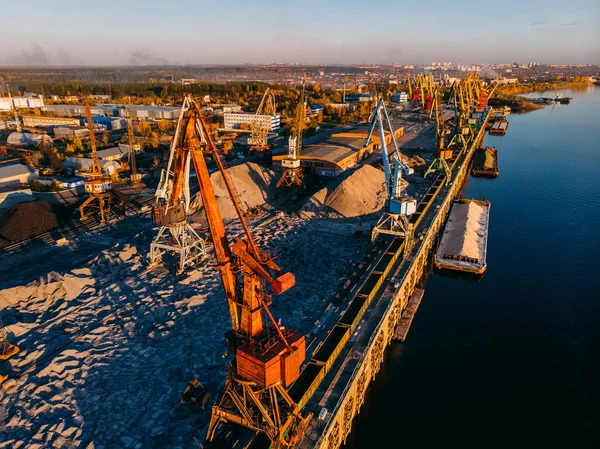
[301,164,387,219]
[191,162,278,220]
[471,147,499,177]
[0,202,70,247]
[434,199,490,274]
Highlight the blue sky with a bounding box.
[1,0,598,66]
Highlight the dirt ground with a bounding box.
[0,211,370,449]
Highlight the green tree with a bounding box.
[72,136,84,152]
[49,148,65,170]
[223,140,234,155]
[136,120,152,137]
[64,143,75,156]
[50,179,61,191]
[157,119,171,134]
[149,132,159,149]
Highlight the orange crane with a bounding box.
[79,100,113,223]
[170,97,307,445]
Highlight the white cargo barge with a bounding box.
[435,198,490,275]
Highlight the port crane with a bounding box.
[79,100,113,223]
[125,99,141,187]
[277,79,306,187]
[149,98,206,274]
[365,98,416,248]
[250,88,277,152]
[162,97,306,446]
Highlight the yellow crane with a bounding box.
[277,79,306,187]
[79,100,113,223]
[249,88,277,152]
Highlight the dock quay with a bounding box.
[282,110,491,449]
[392,288,424,342]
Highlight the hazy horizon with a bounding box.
[1,0,598,67]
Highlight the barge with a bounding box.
[434,198,490,275]
[489,120,508,136]
[471,147,498,177]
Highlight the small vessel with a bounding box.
[560,97,572,104]
[471,147,498,177]
[531,97,554,105]
[435,198,490,275]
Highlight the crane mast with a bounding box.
[78,100,113,223]
[125,99,140,186]
[148,98,206,274]
[365,98,416,249]
[167,97,307,446]
[277,79,306,187]
[250,88,277,152]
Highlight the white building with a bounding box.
[391,92,409,103]
[0,164,39,189]
[96,144,140,161]
[22,116,81,128]
[0,98,12,111]
[6,132,52,148]
[8,93,45,109]
[223,113,281,131]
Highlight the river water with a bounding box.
[343,86,600,447]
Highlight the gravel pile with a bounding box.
[0,202,70,245]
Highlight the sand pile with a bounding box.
[302,165,386,219]
[439,201,486,259]
[0,272,95,309]
[0,202,70,245]
[191,162,277,220]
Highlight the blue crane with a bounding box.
[365,98,417,248]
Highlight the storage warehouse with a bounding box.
[0,164,39,189]
[22,116,81,128]
[272,123,403,177]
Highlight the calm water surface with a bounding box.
[344,86,600,447]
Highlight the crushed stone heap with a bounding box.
[302,164,387,219]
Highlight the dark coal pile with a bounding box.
[0,202,70,246]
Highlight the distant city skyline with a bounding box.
[1,0,598,66]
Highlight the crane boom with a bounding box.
[84,101,102,175]
[170,96,309,446]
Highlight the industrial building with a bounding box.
[272,122,404,177]
[391,92,409,103]
[223,113,281,131]
[96,144,139,161]
[43,104,180,120]
[0,93,45,109]
[53,127,90,139]
[83,116,127,131]
[22,116,81,128]
[0,164,39,189]
[345,93,375,102]
[6,132,52,148]
[62,157,121,175]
